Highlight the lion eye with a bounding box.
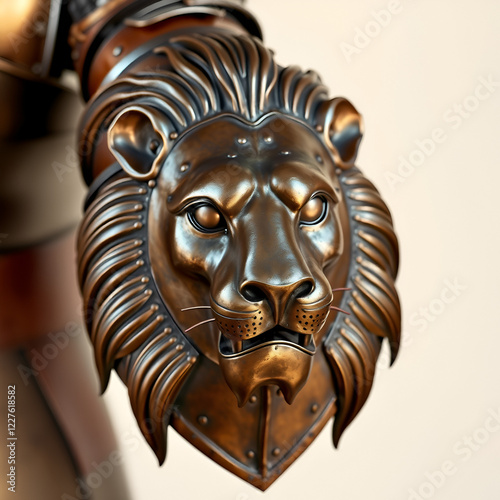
[300,197,327,225]
[188,204,226,233]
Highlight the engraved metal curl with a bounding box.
[325,168,400,446]
[78,176,198,462]
[78,32,331,182]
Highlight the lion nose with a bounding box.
[240,278,314,320]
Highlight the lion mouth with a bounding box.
[217,327,316,406]
[218,326,316,357]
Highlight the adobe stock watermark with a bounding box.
[52,128,105,182]
[385,75,499,190]
[340,0,404,63]
[408,406,500,500]
[52,145,79,183]
[17,322,83,385]
[8,0,68,56]
[236,495,249,500]
[408,277,467,333]
[373,277,467,372]
[61,421,153,499]
[61,453,125,500]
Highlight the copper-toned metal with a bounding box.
[191,205,222,230]
[0,0,63,78]
[68,0,260,99]
[69,0,401,491]
[301,196,325,224]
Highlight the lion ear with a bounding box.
[108,106,170,180]
[315,97,363,169]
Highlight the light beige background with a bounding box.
[102,1,500,499]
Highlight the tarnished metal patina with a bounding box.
[75,1,401,490]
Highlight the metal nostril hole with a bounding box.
[241,284,266,302]
[295,281,313,299]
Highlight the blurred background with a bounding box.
[1,0,499,499]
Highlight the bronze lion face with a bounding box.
[148,114,346,406]
[78,32,400,490]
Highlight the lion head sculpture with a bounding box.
[77,31,400,490]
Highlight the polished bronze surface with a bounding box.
[0,0,54,76]
[77,23,401,489]
[69,0,260,99]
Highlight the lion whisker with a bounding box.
[330,306,351,315]
[185,318,216,333]
[180,306,252,321]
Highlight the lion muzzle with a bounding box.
[210,271,329,406]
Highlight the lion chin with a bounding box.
[218,326,316,406]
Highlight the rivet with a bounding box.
[169,131,178,140]
[112,46,123,57]
[316,124,324,133]
[264,136,273,143]
[249,395,257,403]
[247,450,255,459]
[227,153,238,158]
[237,137,248,145]
[281,150,291,156]
[335,168,342,175]
[316,155,323,164]
[180,163,189,172]
[198,415,208,426]
[148,180,156,188]
[311,403,319,414]
[149,140,160,154]
[272,448,280,457]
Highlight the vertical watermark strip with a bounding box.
[6,385,16,493]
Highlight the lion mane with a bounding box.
[77,32,400,463]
